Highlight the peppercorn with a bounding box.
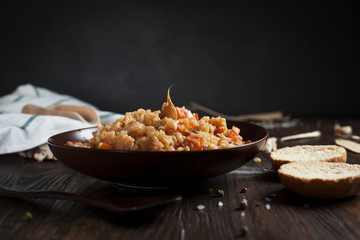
[239,226,249,237]
[240,187,248,193]
[238,199,248,210]
[217,189,225,196]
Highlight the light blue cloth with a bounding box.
[0,84,123,154]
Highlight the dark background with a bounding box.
[2,1,359,117]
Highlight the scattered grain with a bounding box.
[197,204,205,210]
[253,157,262,163]
[20,211,32,222]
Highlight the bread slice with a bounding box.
[278,162,360,199]
[270,145,347,171]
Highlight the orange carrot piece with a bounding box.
[98,143,113,149]
[228,126,240,141]
[194,113,199,121]
[231,126,240,135]
[188,135,202,150]
[214,122,226,135]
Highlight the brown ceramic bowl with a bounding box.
[48,121,268,187]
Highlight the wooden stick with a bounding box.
[188,102,285,121]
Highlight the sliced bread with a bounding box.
[270,145,347,171]
[278,161,360,199]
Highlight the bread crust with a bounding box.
[278,162,360,199]
[270,145,347,171]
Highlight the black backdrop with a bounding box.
[2,1,359,117]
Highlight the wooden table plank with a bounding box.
[0,117,359,240]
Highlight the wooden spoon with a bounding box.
[21,104,100,125]
[0,187,182,216]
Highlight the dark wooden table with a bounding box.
[0,117,359,240]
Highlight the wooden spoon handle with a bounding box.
[0,187,85,202]
[48,105,99,125]
[21,104,99,125]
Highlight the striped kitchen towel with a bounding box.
[0,84,123,155]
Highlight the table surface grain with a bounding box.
[0,117,359,240]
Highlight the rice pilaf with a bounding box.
[66,89,247,151]
[66,108,246,151]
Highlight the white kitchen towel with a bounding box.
[0,84,123,154]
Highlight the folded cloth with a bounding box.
[0,84,123,155]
